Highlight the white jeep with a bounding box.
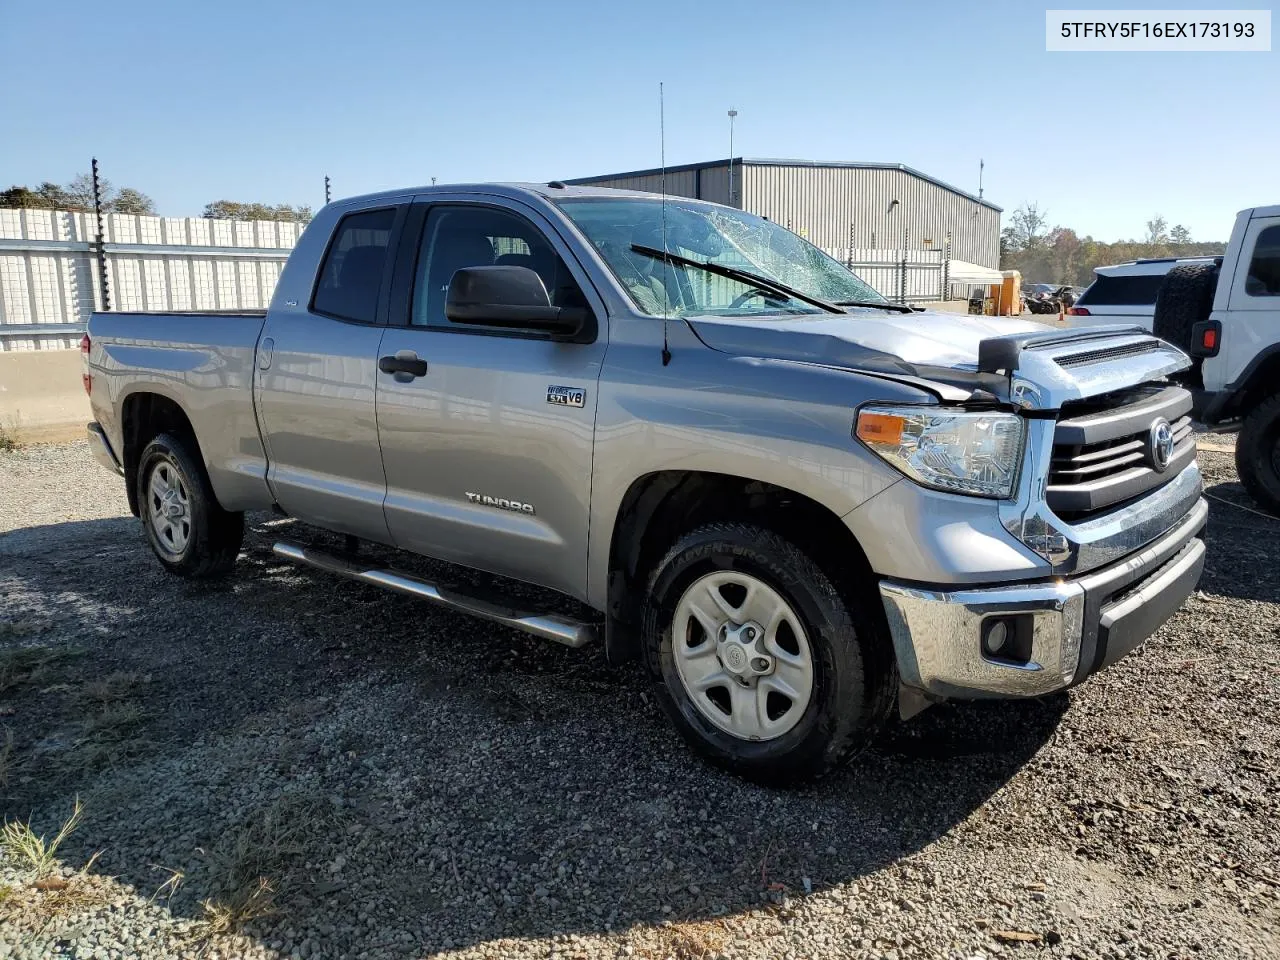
[1154,205,1280,513]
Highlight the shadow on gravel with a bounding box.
[1,514,1071,957]
[1198,480,1280,605]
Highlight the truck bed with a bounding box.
[86,309,273,513]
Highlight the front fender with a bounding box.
[586,330,928,609]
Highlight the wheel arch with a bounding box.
[1234,346,1280,416]
[120,390,204,517]
[603,469,880,665]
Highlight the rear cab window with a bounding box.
[312,208,397,323]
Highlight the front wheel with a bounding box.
[136,432,244,578]
[1236,393,1280,516]
[641,522,894,783]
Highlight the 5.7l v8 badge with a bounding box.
[547,385,586,408]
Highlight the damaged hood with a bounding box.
[685,308,1053,377]
[685,307,1187,408]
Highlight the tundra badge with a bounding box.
[547,385,586,408]
[465,492,535,515]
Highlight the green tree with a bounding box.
[998,203,1226,285]
[0,173,154,214]
[203,200,311,222]
[110,188,156,215]
[1145,215,1169,245]
[1007,203,1050,251]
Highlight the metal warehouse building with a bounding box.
[565,158,1002,283]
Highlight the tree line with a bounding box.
[1000,203,1226,286]
[0,173,311,222]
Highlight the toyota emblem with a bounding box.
[1148,418,1175,472]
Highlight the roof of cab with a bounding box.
[327,182,691,208]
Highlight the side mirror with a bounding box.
[444,265,589,336]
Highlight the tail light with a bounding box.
[1190,320,1221,358]
[1066,306,1090,316]
[80,333,92,395]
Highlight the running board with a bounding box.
[271,541,596,648]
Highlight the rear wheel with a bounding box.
[136,432,243,578]
[641,522,894,783]
[1236,393,1280,517]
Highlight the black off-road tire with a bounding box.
[1152,262,1219,352]
[136,432,244,578]
[640,522,895,784]
[1236,393,1280,517]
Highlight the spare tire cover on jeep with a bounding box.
[1152,262,1219,352]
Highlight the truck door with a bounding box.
[374,197,607,600]
[255,203,406,542]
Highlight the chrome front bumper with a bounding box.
[87,422,124,475]
[880,497,1208,699]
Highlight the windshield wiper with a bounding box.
[630,244,844,315]
[835,299,916,314]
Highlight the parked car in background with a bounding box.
[1065,257,1219,330]
[1153,205,1280,514]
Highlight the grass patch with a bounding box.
[80,671,147,704]
[64,701,150,773]
[0,425,17,454]
[0,644,80,695]
[80,701,145,738]
[0,796,83,877]
[195,792,334,940]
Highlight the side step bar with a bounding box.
[271,541,597,648]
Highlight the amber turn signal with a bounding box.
[856,411,905,446]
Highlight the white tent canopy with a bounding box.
[947,259,1005,285]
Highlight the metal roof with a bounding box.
[563,158,1002,212]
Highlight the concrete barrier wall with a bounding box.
[0,349,91,442]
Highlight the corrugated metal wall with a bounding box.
[742,164,999,267]
[0,209,304,350]
[565,163,734,205]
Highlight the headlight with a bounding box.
[855,405,1025,498]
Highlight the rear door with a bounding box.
[255,203,406,541]
[373,195,607,599]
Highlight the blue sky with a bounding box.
[2,0,1274,241]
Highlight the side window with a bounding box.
[312,208,396,323]
[411,206,587,328]
[1245,225,1280,297]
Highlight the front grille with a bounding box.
[1047,383,1195,521]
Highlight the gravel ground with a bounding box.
[0,439,1277,960]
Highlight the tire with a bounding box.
[1152,262,1219,351]
[640,522,895,783]
[136,432,244,578]
[1236,392,1280,517]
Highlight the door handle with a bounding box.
[258,337,274,370]
[378,352,428,378]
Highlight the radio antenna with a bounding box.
[660,81,672,366]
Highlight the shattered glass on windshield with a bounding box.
[557,198,885,318]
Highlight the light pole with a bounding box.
[727,108,738,206]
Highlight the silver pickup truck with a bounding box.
[83,183,1206,781]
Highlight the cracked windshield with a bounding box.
[558,197,885,317]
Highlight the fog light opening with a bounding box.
[981,615,1035,665]
[983,618,1010,656]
